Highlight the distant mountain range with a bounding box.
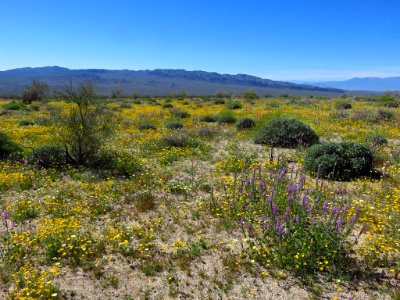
[314,77,400,91]
[0,66,343,96]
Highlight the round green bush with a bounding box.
[31,145,66,168]
[166,120,184,129]
[158,131,199,148]
[0,132,22,159]
[384,101,399,108]
[236,117,255,130]
[214,99,225,105]
[304,142,373,180]
[3,102,26,111]
[173,111,190,118]
[138,123,156,130]
[199,115,218,123]
[19,120,35,126]
[226,100,243,109]
[254,118,319,148]
[336,102,352,110]
[162,103,174,108]
[218,112,237,124]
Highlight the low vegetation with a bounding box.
[0,92,399,299]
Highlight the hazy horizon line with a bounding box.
[2,65,400,82]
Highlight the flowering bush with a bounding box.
[212,162,362,277]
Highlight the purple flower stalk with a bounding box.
[247,222,254,233]
[272,204,278,216]
[323,201,328,212]
[260,214,266,223]
[2,209,8,220]
[336,217,343,229]
[276,220,283,237]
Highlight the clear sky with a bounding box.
[1,0,400,81]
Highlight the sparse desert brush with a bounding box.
[0,131,23,159]
[236,117,255,130]
[199,114,219,123]
[172,110,190,118]
[2,101,27,111]
[384,101,398,108]
[165,120,184,129]
[226,100,243,110]
[30,144,66,168]
[138,122,157,130]
[336,102,352,109]
[218,111,237,124]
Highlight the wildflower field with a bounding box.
[0,95,399,299]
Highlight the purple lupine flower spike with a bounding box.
[260,214,266,223]
[336,217,343,229]
[323,201,328,212]
[272,204,278,215]
[2,209,8,220]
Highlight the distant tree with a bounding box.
[21,80,49,104]
[56,81,116,166]
[111,88,123,99]
[170,91,187,100]
[241,90,259,100]
[215,91,232,99]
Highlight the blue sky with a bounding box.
[1,0,400,81]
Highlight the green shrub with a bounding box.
[162,103,173,108]
[226,100,243,109]
[384,101,399,108]
[241,90,259,100]
[336,102,352,110]
[3,102,26,111]
[158,131,199,148]
[218,112,237,124]
[19,120,35,126]
[91,149,142,177]
[199,114,218,123]
[236,117,255,130]
[56,82,117,166]
[214,99,225,104]
[197,127,216,139]
[119,103,131,109]
[0,132,22,159]
[166,120,184,129]
[31,145,66,168]
[366,134,388,146]
[376,109,394,121]
[254,118,319,148]
[138,123,157,130]
[173,111,190,118]
[304,142,373,180]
